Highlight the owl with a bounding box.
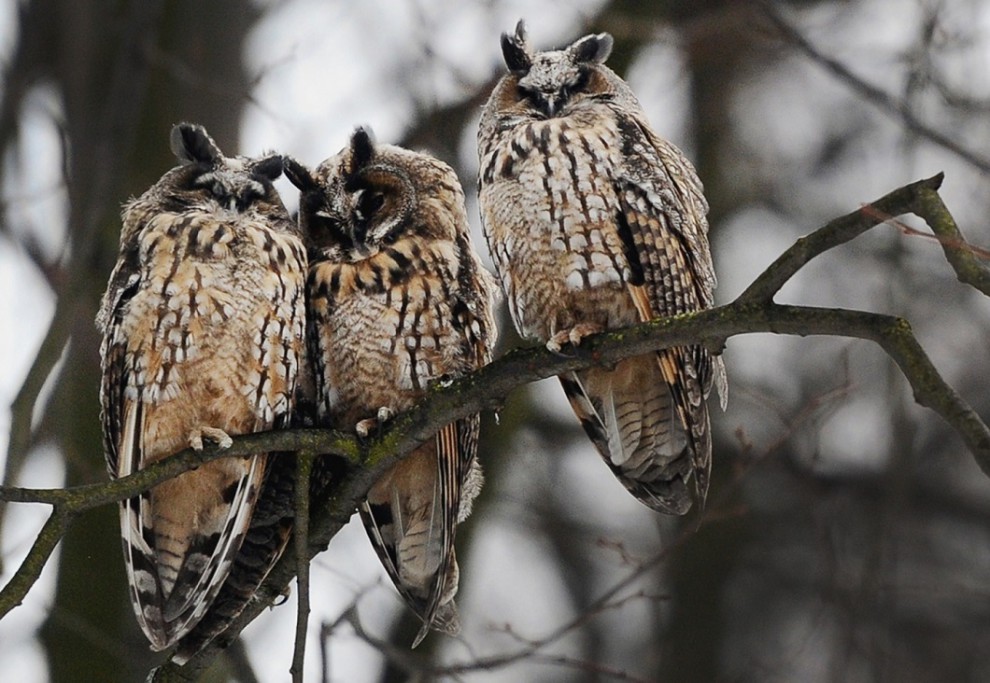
[477,22,727,515]
[96,123,307,658]
[284,127,497,645]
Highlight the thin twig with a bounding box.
[0,173,980,679]
[341,509,694,680]
[290,451,315,683]
[739,174,945,303]
[756,1,990,174]
[913,185,990,296]
[864,207,990,262]
[0,0,167,570]
[0,508,69,619]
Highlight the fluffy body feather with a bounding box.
[478,23,727,514]
[286,129,496,645]
[97,123,306,656]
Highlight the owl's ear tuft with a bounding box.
[349,126,377,175]
[283,156,318,193]
[569,32,613,65]
[501,20,531,74]
[252,154,284,182]
[170,123,223,165]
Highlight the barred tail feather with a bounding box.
[118,400,268,651]
[172,453,296,664]
[360,425,466,648]
[560,351,710,515]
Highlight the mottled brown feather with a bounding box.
[97,123,306,657]
[478,25,726,514]
[290,131,496,644]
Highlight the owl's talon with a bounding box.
[547,323,604,353]
[569,323,603,345]
[272,584,293,607]
[188,426,233,451]
[356,407,394,438]
[546,341,575,357]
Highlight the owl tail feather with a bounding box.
[413,596,460,648]
[560,353,706,515]
[171,453,296,664]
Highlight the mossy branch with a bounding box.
[1,174,988,679]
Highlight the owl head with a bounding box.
[119,123,292,249]
[145,122,286,214]
[285,127,467,261]
[481,21,642,130]
[168,122,286,213]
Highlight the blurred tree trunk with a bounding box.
[597,2,766,679]
[0,1,258,680]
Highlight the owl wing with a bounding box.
[98,254,142,478]
[171,448,296,663]
[359,417,474,646]
[111,373,267,651]
[359,257,493,646]
[615,114,727,397]
[98,217,287,652]
[609,112,726,504]
[99,260,174,645]
[98,257,174,643]
[558,112,723,512]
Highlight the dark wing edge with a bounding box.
[624,115,727,408]
[610,113,728,507]
[358,421,465,648]
[97,258,177,647]
[172,450,295,664]
[97,258,141,477]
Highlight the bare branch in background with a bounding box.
[756,0,990,174]
[290,452,315,683]
[0,0,167,571]
[4,4,990,679]
[0,173,975,679]
[329,542,678,682]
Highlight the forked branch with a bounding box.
[1,174,987,680]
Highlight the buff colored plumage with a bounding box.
[97,123,305,659]
[285,128,497,645]
[478,23,727,514]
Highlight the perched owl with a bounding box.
[97,123,307,657]
[284,128,497,645]
[478,22,727,515]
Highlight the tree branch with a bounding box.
[739,174,945,303]
[755,1,990,174]
[0,508,69,620]
[1,175,987,678]
[913,185,990,296]
[290,451,315,683]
